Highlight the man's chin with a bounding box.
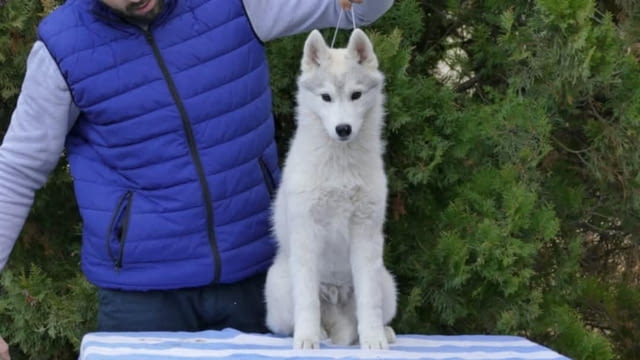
[123,0,164,23]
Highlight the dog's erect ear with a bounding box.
[302,30,329,72]
[347,28,378,69]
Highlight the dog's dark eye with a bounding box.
[321,94,332,102]
[351,91,362,101]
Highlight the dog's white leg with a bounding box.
[289,218,322,349]
[265,254,294,336]
[350,225,389,350]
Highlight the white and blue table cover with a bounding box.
[79,328,570,360]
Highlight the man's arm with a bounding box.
[243,0,393,42]
[0,336,8,360]
[0,41,78,271]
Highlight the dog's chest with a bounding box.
[308,185,375,283]
[309,184,376,227]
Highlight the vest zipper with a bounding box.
[258,157,276,199]
[142,29,222,284]
[106,191,133,271]
[116,191,134,270]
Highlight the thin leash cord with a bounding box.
[330,4,357,48]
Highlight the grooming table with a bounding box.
[79,328,570,359]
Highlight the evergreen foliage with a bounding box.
[0,0,638,359]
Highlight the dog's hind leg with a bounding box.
[381,267,398,343]
[384,326,396,344]
[265,255,294,336]
[321,285,357,345]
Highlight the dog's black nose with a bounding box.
[335,124,352,138]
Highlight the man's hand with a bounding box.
[0,336,10,360]
[339,0,363,10]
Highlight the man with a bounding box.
[0,0,393,357]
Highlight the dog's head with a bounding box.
[297,28,384,143]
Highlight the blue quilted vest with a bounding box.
[37,0,280,290]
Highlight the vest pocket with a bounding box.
[258,157,276,199]
[105,191,134,271]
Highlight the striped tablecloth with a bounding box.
[79,328,570,360]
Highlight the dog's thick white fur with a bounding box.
[264,29,397,350]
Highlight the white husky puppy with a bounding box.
[264,28,397,350]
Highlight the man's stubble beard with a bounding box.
[113,0,165,25]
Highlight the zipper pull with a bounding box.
[142,27,153,42]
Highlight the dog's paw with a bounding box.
[293,336,321,350]
[384,326,397,344]
[293,328,321,350]
[359,328,389,350]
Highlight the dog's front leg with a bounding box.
[350,224,388,350]
[289,217,322,349]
